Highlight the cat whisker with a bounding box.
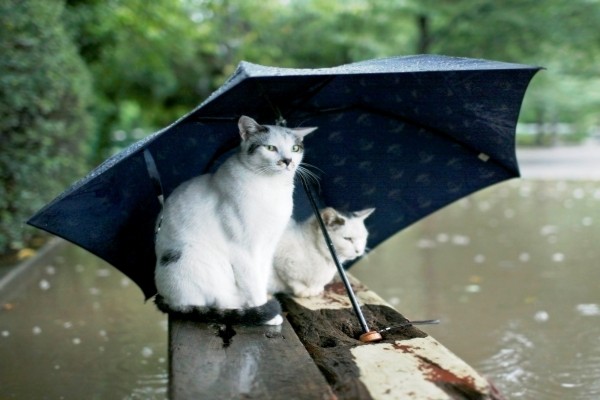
[296,165,321,192]
[300,162,325,175]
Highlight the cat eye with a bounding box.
[291,144,301,152]
[265,145,277,152]
[344,237,354,243]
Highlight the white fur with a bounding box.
[270,207,375,297]
[154,116,316,325]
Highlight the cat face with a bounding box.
[238,116,316,175]
[321,207,375,263]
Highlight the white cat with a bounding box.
[270,207,375,298]
[154,116,316,325]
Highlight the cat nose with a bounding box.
[280,158,292,167]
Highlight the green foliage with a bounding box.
[0,0,93,253]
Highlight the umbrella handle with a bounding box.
[300,177,381,342]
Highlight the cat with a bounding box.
[270,207,375,298]
[154,115,316,325]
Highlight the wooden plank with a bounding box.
[278,277,505,400]
[168,315,336,400]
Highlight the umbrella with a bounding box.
[28,55,540,313]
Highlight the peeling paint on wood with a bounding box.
[278,276,505,400]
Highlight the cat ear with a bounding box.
[321,208,346,227]
[353,208,375,220]
[238,116,268,141]
[291,126,317,139]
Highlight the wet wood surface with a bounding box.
[168,315,335,400]
[278,278,505,400]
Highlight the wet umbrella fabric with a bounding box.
[28,55,540,299]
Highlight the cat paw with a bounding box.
[264,314,284,326]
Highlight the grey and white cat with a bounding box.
[270,207,375,297]
[154,116,316,325]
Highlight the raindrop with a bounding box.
[582,216,593,226]
[96,268,111,278]
[478,201,491,212]
[572,188,585,199]
[465,284,481,293]
[32,326,42,335]
[120,278,131,288]
[518,252,530,262]
[474,254,486,264]
[534,311,549,322]
[39,279,51,290]
[141,347,154,358]
[75,264,85,273]
[1,330,9,338]
[575,303,600,317]
[99,329,107,337]
[552,253,565,262]
[54,364,61,370]
[63,321,73,329]
[45,266,56,275]
[417,239,436,249]
[451,235,470,246]
[72,338,82,345]
[387,296,401,306]
[540,225,558,236]
[436,233,449,243]
[89,287,101,296]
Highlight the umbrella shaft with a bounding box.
[300,177,370,334]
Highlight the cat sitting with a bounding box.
[270,207,375,298]
[154,116,316,325]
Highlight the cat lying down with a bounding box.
[270,207,374,298]
[154,116,316,325]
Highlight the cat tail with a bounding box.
[154,294,282,326]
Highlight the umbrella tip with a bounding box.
[359,330,383,343]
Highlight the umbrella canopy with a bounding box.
[28,55,540,299]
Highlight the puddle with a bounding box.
[0,245,168,399]
[353,179,600,399]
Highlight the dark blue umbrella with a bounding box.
[28,55,540,308]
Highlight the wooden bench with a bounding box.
[168,276,503,399]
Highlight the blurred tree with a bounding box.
[0,0,93,254]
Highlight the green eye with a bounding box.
[265,145,277,151]
[291,144,301,152]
